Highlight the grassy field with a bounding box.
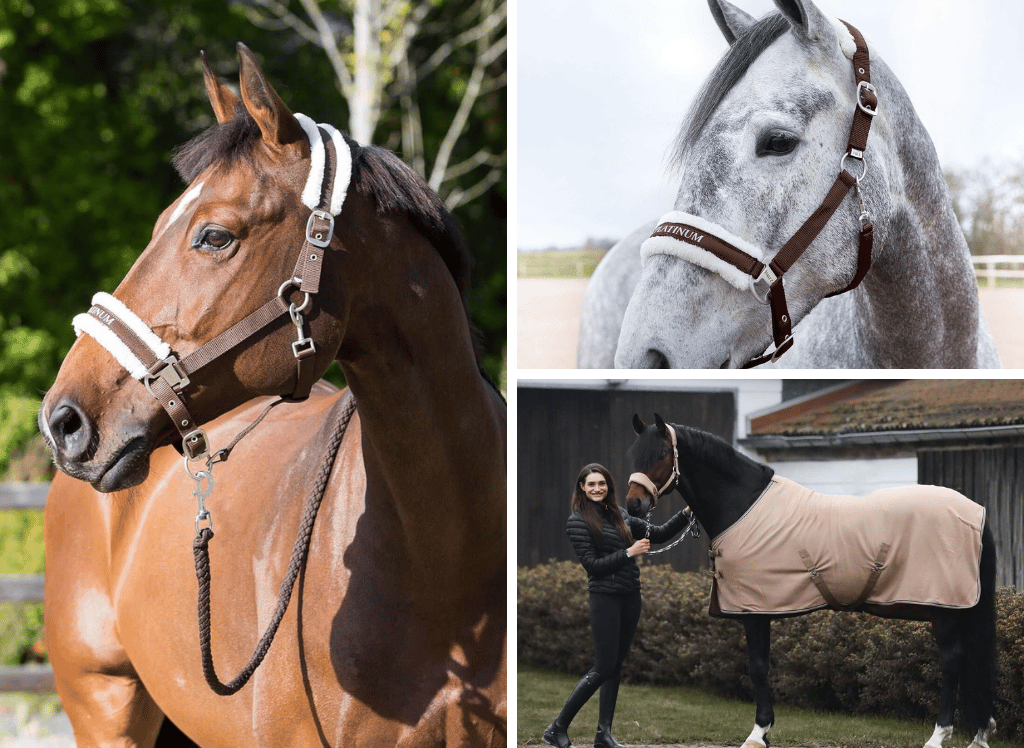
[517,250,608,279]
[518,667,1018,748]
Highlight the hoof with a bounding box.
[741,741,766,748]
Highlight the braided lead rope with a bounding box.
[645,512,700,555]
[193,391,356,696]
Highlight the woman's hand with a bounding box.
[626,538,651,558]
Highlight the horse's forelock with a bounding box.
[671,12,790,169]
[172,103,262,184]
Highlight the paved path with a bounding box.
[518,279,1024,369]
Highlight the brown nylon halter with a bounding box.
[80,129,344,460]
[649,20,877,367]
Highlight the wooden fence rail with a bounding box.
[972,254,1024,287]
[0,481,55,693]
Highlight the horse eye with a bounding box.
[192,226,235,251]
[757,129,799,156]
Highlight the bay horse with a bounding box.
[626,414,997,748]
[577,0,999,368]
[38,44,505,747]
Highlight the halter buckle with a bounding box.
[856,81,878,117]
[770,334,794,363]
[144,355,190,396]
[305,209,334,249]
[749,265,777,305]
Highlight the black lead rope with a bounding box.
[193,392,356,695]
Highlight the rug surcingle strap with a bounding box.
[799,542,890,611]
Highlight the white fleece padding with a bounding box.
[640,211,766,292]
[73,312,150,380]
[828,16,875,61]
[318,122,351,216]
[294,113,325,211]
[90,292,170,361]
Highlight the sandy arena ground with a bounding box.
[517,279,1024,370]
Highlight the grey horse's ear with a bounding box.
[633,414,646,435]
[708,0,756,45]
[773,0,835,45]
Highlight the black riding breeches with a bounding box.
[587,590,642,682]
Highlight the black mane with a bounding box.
[170,106,473,304]
[671,12,789,167]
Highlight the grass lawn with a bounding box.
[518,666,1017,748]
[517,250,608,278]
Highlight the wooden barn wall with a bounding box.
[919,447,1024,590]
[517,387,735,574]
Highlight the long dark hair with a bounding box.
[570,463,631,547]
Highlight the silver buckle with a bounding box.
[292,337,316,359]
[770,334,794,363]
[305,209,334,248]
[856,80,878,117]
[749,266,777,305]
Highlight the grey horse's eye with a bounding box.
[756,129,799,156]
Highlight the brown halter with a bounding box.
[73,122,346,461]
[647,20,877,367]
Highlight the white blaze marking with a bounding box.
[168,181,205,225]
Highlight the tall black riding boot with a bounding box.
[544,671,602,748]
[594,672,626,748]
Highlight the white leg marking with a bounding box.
[168,181,205,225]
[968,717,997,748]
[925,723,953,748]
[741,723,770,748]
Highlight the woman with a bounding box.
[544,463,691,748]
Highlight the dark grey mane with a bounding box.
[671,12,789,167]
[170,106,472,303]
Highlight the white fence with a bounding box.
[972,255,1024,287]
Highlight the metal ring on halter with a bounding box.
[277,279,311,315]
[749,265,777,305]
[840,151,868,182]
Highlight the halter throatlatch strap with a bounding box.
[72,116,353,458]
[642,19,876,367]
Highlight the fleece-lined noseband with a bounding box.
[641,20,877,367]
[72,114,353,460]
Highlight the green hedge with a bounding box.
[518,562,1024,741]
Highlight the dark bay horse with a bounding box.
[626,415,996,748]
[38,44,505,747]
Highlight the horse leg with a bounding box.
[963,522,998,748]
[741,616,773,748]
[926,610,964,748]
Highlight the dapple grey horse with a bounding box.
[577,0,1000,369]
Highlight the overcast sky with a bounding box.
[516,0,1024,249]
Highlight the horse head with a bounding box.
[625,413,679,518]
[615,0,898,368]
[39,45,392,492]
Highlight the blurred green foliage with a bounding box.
[0,0,506,470]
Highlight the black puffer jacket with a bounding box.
[566,505,690,595]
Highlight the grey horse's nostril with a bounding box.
[647,349,670,369]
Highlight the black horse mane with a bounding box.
[171,106,473,305]
[629,421,765,476]
[671,12,790,167]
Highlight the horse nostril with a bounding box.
[646,349,670,369]
[47,399,94,462]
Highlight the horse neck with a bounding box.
[336,221,505,602]
[849,58,980,367]
[675,428,772,539]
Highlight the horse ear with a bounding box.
[202,51,240,124]
[707,0,756,45]
[236,43,307,154]
[773,0,835,45]
[654,413,667,431]
[633,414,646,434]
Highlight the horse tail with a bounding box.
[959,520,997,734]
